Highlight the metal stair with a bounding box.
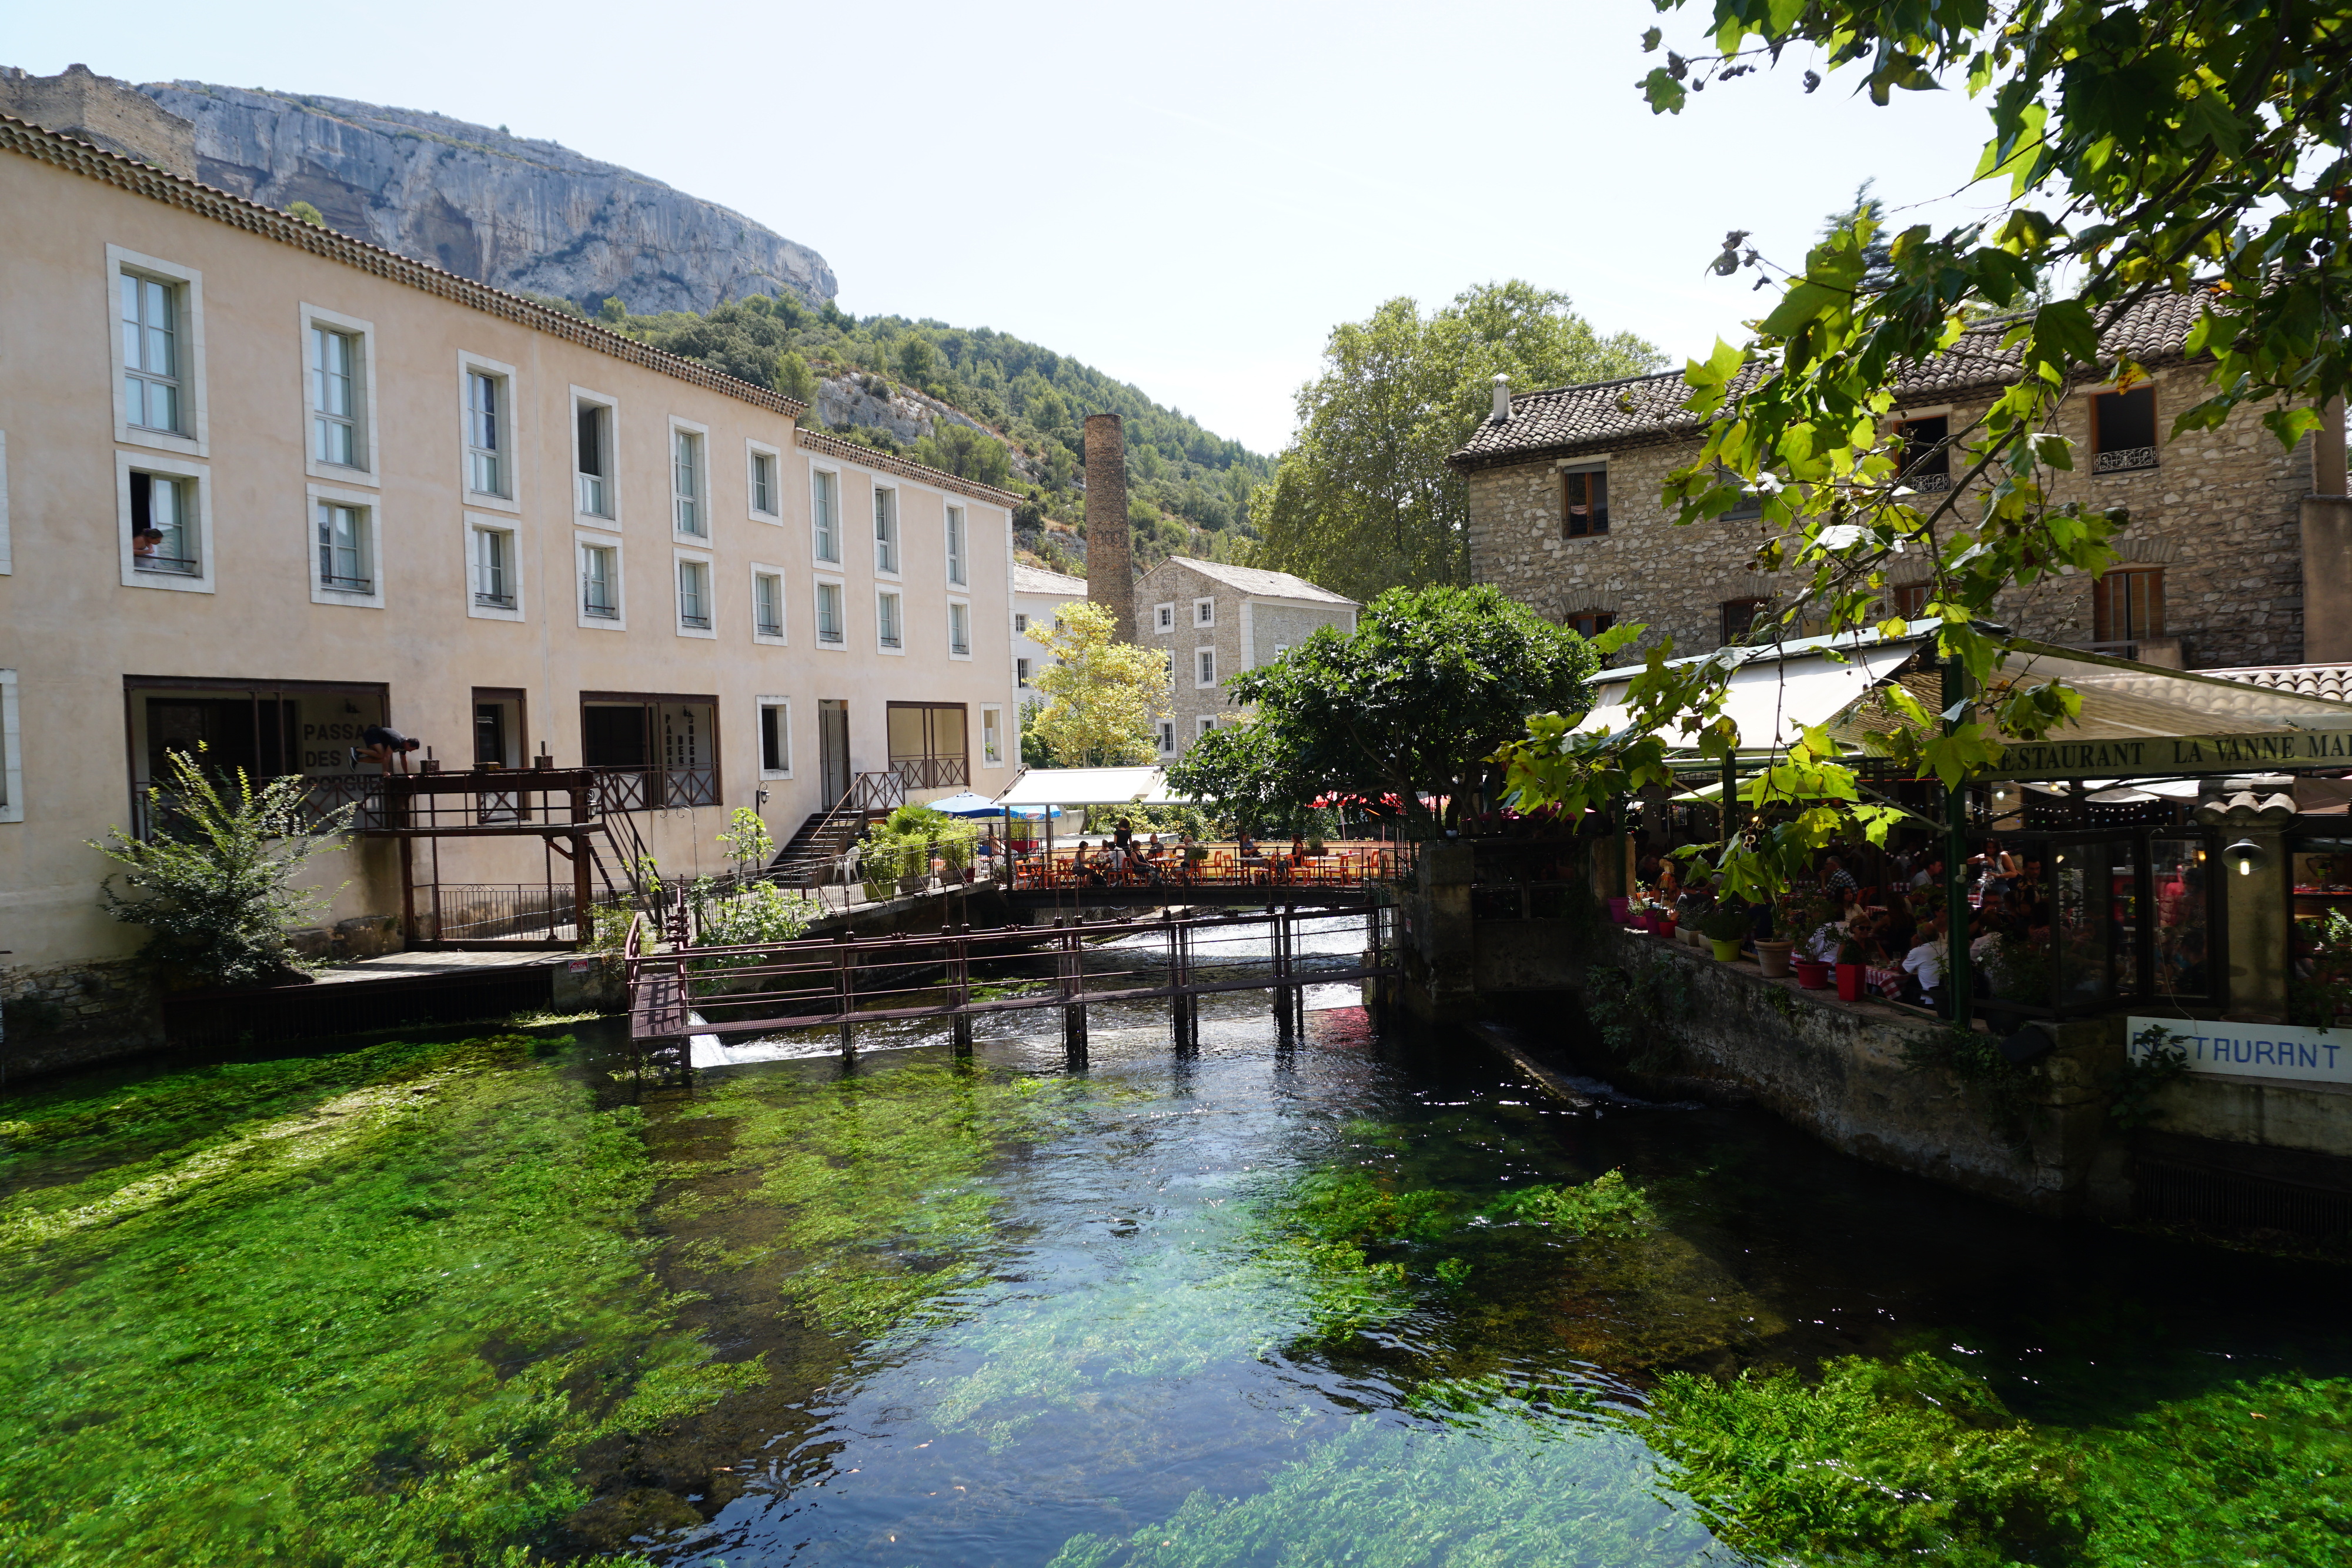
[769,771,909,887]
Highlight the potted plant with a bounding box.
[1835,932,1869,1002]
[1754,894,1796,978]
[1699,901,1752,962]
[1608,894,1632,925]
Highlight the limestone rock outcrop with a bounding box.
[137,81,835,315]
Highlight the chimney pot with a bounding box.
[1491,374,1511,422]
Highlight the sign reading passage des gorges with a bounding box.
[1983,730,2352,780]
[2128,1017,2352,1085]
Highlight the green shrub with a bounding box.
[88,746,356,989]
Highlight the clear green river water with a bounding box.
[2,916,2346,1567]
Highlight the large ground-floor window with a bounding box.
[125,676,389,836]
[887,702,968,790]
[579,691,720,811]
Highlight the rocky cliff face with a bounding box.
[138,82,835,315]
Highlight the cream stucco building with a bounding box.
[0,113,1020,989]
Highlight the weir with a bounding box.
[626,904,1396,1071]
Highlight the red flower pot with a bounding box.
[1792,959,1832,990]
[1835,962,1864,1002]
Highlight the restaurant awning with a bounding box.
[1578,623,2352,781]
[1582,623,1933,758]
[990,766,1200,809]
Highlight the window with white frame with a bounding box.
[1016,656,1032,686]
[1197,716,1217,739]
[948,600,971,657]
[873,486,899,573]
[676,557,712,630]
[314,497,373,594]
[812,469,841,562]
[309,323,365,469]
[753,569,786,640]
[575,396,614,519]
[467,519,519,616]
[121,268,186,436]
[1272,644,1289,662]
[1158,720,1175,754]
[673,426,707,536]
[749,446,779,517]
[1155,603,1174,632]
[1014,611,1029,634]
[945,504,967,586]
[982,706,1004,767]
[759,697,792,775]
[129,469,202,577]
[816,579,845,646]
[580,539,622,623]
[877,588,904,650]
[1195,648,1216,687]
[109,248,205,455]
[465,366,510,498]
[1194,597,1214,627]
[0,667,19,824]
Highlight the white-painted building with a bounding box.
[1011,563,1090,700]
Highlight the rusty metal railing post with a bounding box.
[835,930,855,1060]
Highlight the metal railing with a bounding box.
[130,771,387,839]
[475,590,517,610]
[417,882,579,942]
[583,599,621,620]
[318,571,373,593]
[133,554,202,576]
[2093,446,2159,474]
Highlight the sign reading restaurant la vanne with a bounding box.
[1982,728,2352,780]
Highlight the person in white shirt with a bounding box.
[1902,914,1949,1002]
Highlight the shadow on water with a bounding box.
[3,910,2347,1567]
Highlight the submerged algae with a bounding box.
[0,1035,719,1568]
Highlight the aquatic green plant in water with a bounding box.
[0,1035,716,1567]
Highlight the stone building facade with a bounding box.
[1132,557,1357,762]
[1451,293,2338,671]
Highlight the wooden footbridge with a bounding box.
[625,904,1398,1069]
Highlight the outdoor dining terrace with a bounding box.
[1006,839,1413,895]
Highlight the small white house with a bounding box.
[1011,563,1091,699]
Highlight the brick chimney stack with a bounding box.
[1084,413,1134,641]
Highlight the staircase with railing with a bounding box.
[769,771,908,887]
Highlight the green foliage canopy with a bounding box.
[1167,584,1602,833]
[1031,601,1175,767]
[1508,0,2352,905]
[1252,280,1665,603]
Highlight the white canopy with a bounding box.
[1581,641,1917,754]
[990,765,1198,809]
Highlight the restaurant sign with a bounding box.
[1982,729,2352,780]
[2127,1017,2352,1086]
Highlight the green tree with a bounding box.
[1253,281,1665,603]
[89,747,357,988]
[1506,1,2352,908]
[776,349,817,406]
[914,422,1013,486]
[286,200,326,227]
[1167,584,1605,834]
[1032,601,1173,767]
[896,332,939,387]
[599,296,627,325]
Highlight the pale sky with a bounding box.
[9,0,2012,454]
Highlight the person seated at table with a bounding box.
[1289,834,1307,864]
[1822,854,1858,896]
[1104,841,1132,882]
[1902,913,1949,1009]
[1073,842,1107,887]
[1237,830,1260,861]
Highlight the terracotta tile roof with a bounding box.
[1156,556,1357,606]
[1013,564,1089,596]
[0,112,808,420]
[1449,289,2212,473]
[795,427,1023,508]
[2203,663,2352,703]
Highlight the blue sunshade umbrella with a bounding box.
[929,791,1010,817]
